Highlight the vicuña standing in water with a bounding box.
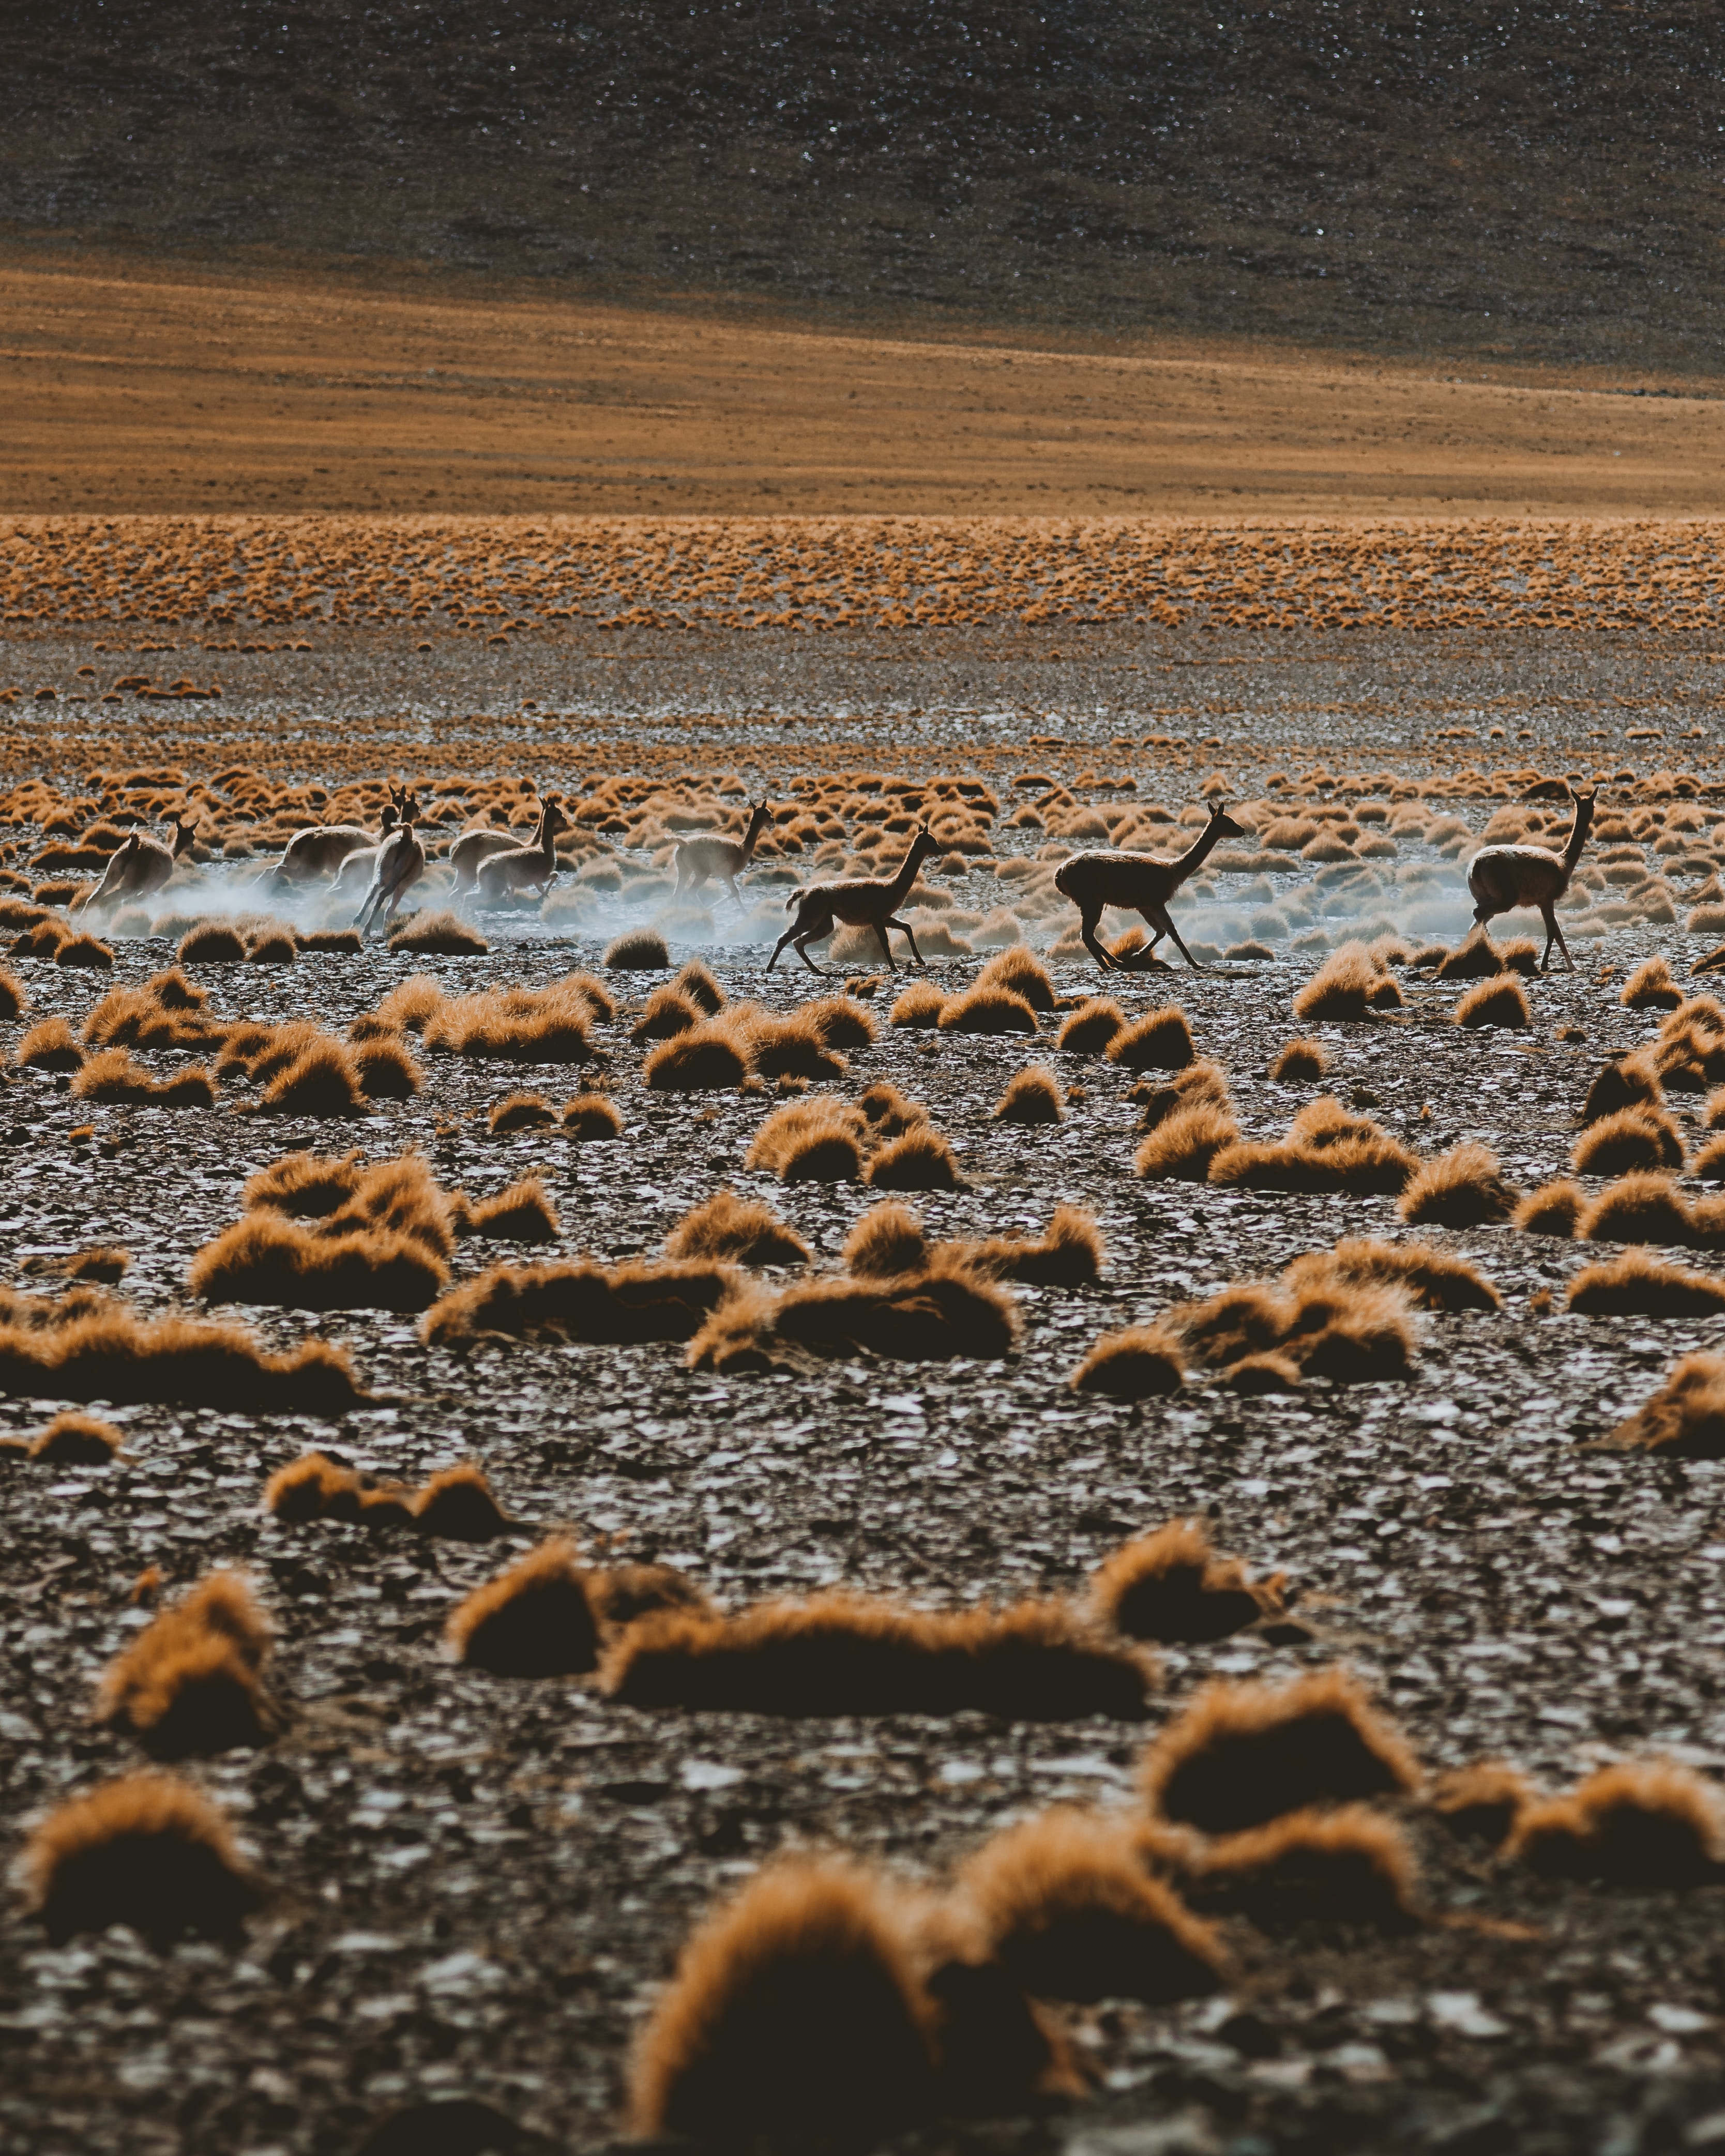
[356,789,427,937]
[1055,798,1246,969]
[1465,786,1598,972]
[768,824,939,976]
[674,799,771,907]
[78,811,200,916]
[476,796,572,903]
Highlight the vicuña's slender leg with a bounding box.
[1147,903,1203,969]
[1078,906,1113,969]
[794,934,827,977]
[883,916,924,966]
[723,877,742,908]
[872,921,898,969]
[1542,904,1573,972]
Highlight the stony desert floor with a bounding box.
[5,517,1725,2155]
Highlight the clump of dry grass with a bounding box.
[965,1207,1103,1286]
[740,1006,849,1082]
[1069,1326,1186,1399]
[842,1201,929,1277]
[375,974,446,1031]
[96,1571,279,1758]
[1567,1251,1725,1316]
[1056,998,1125,1056]
[1397,1143,1518,1226]
[1582,1052,1663,1126]
[857,1080,929,1137]
[1572,1106,1686,1176]
[1090,1519,1283,1644]
[1430,1763,1537,1847]
[1454,975,1531,1029]
[412,1462,515,1539]
[643,1021,751,1091]
[1158,1256,1425,1386]
[71,1050,217,1109]
[447,1539,603,1676]
[1141,1669,1421,1833]
[627,1859,940,2143]
[263,1451,410,1527]
[688,1260,1020,1373]
[1136,1059,1230,1130]
[1269,1037,1327,1083]
[1622,955,1684,1010]
[866,1127,962,1191]
[801,995,878,1048]
[631,985,702,1042]
[937,984,1038,1036]
[27,1410,124,1463]
[748,1097,865,1182]
[888,981,947,1029]
[179,921,246,964]
[994,1066,1065,1125]
[667,1191,811,1268]
[1107,1005,1196,1071]
[564,1092,624,1138]
[1579,1172,1698,1248]
[1599,1352,1725,1457]
[18,1018,84,1070]
[952,1809,1225,2005]
[301,927,362,954]
[245,927,297,964]
[589,1562,715,1630]
[1292,1237,1500,1312]
[976,944,1056,1013]
[1506,1761,1725,1886]
[489,1089,557,1133]
[1515,1179,1585,1236]
[189,1213,449,1311]
[55,932,115,970]
[1291,943,1403,1021]
[1209,1096,1417,1196]
[425,981,594,1065]
[671,958,725,1014]
[422,1257,736,1348]
[388,908,489,955]
[1179,1805,1422,1932]
[21,1772,266,1944]
[354,1035,422,1098]
[605,929,671,969]
[601,1592,1152,1719]
[449,1177,562,1243]
[0,965,24,1021]
[1136,1101,1241,1182]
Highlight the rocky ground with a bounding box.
[4,613,1725,2156]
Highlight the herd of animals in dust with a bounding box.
[14,743,1725,2151]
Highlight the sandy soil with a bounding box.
[5,260,1725,520]
[5,580,1725,2152]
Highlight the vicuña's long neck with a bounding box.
[533,806,555,861]
[740,811,766,864]
[1171,818,1225,885]
[883,841,927,912]
[1564,807,1593,868]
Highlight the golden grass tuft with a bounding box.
[1514,1179,1584,1236]
[687,1262,1020,1372]
[1208,1095,1417,1196]
[643,1021,751,1091]
[387,908,488,955]
[412,1462,515,1540]
[55,932,115,970]
[841,1201,929,1278]
[742,1006,850,1081]
[1135,1100,1241,1182]
[589,1562,715,1631]
[1091,1518,1282,1644]
[0,965,24,1021]
[976,944,1057,1013]
[1430,1762,1537,1847]
[354,1035,422,1098]
[18,1017,83,1070]
[994,1066,1065,1125]
[1181,1805,1421,1932]
[95,1570,279,1758]
[1292,1237,1501,1312]
[1579,1172,1697,1248]
[1567,1250,1725,1316]
[801,994,879,1048]
[866,1127,962,1191]
[447,1538,603,1676]
[1142,1668,1421,1834]
[489,1089,556,1133]
[888,980,947,1029]
[953,1809,1225,2005]
[178,921,246,964]
[1600,1352,1725,1457]
[605,928,671,969]
[425,981,594,1065]
[966,1206,1103,1287]
[1582,1052,1663,1126]
[1454,974,1532,1029]
[449,1177,562,1243]
[1055,998,1126,1057]
[1622,955,1684,1010]
[631,985,702,1042]
[375,973,446,1031]
[189,1213,448,1311]
[937,984,1038,1036]
[422,1257,737,1348]
[1506,1760,1725,1887]
[22,1772,266,1945]
[667,1190,812,1268]
[748,1097,865,1181]
[857,1079,930,1137]
[1269,1036,1327,1083]
[1106,1005,1197,1071]
[601,1592,1153,1719]
[1571,1107,1685,1176]
[71,1049,217,1109]
[671,958,726,1014]
[300,927,363,954]
[28,1409,124,1463]
[627,1859,939,2143]
[1069,1326,1185,1399]
[1398,1143,1517,1226]
[564,1091,624,1138]
[1292,942,1403,1021]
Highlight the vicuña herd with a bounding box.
[64,782,1600,968]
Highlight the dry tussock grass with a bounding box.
[994,1067,1065,1123]
[447,1538,603,1676]
[1506,1761,1725,1886]
[387,908,488,955]
[1430,1763,1537,1847]
[564,1091,624,1137]
[1180,1806,1421,1932]
[841,1201,929,1277]
[687,1258,1020,1373]
[22,1772,265,1945]
[1069,1326,1186,1399]
[631,985,701,1042]
[605,929,671,969]
[26,1410,125,1462]
[1291,944,1403,1021]
[1567,1250,1725,1315]
[1209,1096,1417,1196]
[964,1207,1103,1286]
[178,922,246,964]
[1135,1100,1240,1182]
[667,1190,811,1268]
[449,1177,562,1243]
[888,981,947,1029]
[18,1018,84,1070]
[1398,1143,1517,1226]
[189,1212,448,1310]
[1599,1352,1725,1457]
[96,1570,279,1758]
[937,984,1038,1037]
[1293,1237,1501,1312]
[1622,956,1684,1010]
[866,1127,962,1191]
[1572,1106,1686,1176]
[748,1097,865,1181]
[1514,1179,1585,1236]
[1090,1518,1282,1644]
[488,1089,556,1133]
[422,1256,736,1347]
[425,981,594,1064]
[976,945,1057,1013]
[643,1021,751,1090]
[1107,1005,1196,1071]
[1056,998,1125,1056]
[1454,975,1532,1029]
[72,1049,217,1109]
[1269,1037,1327,1083]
